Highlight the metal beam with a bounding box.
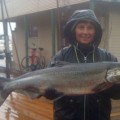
[56,0,61,50]
[0,0,11,78]
[24,15,29,68]
[89,0,95,10]
[51,10,56,56]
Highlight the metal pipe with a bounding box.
[0,0,11,78]
[51,9,56,56]
[89,0,95,10]
[24,15,29,68]
[56,0,61,50]
[3,0,23,73]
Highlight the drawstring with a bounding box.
[73,45,95,63]
[73,45,80,63]
[92,44,95,62]
[73,45,95,120]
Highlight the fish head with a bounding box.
[107,67,120,84]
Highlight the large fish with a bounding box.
[0,61,120,106]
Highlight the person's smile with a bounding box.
[74,21,96,44]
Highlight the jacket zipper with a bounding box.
[74,46,96,120]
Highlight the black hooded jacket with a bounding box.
[48,9,120,120]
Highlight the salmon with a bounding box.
[0,61,120,106]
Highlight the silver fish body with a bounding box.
[0,62,120,106]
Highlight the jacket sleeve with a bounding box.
[47,49,64,67]
[107,52,118,62]
[103,81,120,100]
[46,49,64,100]
[98,48,118,62]
[105,85,120,100]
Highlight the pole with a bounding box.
[0,0,11,78]
[56,0,61,50]
[51,10,56,56]
[2,0,23,74]
[24,15,29,68]
[90,0,95,10]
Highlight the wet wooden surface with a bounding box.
[0,92,53,120]
[111,100,120,120]
[0,92,120,120]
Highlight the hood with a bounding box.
[63,9,102,47]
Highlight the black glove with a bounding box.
[44,88,63,100]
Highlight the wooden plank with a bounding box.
[0,92,120,120]
[0,92,53,120]
[111,100,120,120]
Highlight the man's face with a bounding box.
[74,21,96,45]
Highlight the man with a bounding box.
[48,9,120,120]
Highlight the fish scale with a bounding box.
[0,62,120,106]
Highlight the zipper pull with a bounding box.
[84,57,87,63]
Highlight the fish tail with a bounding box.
[0,77,11,106]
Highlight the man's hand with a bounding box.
[44,88,63,100]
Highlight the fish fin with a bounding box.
[92,82,113,93]
[21,87,42,99]
[22,91,41,99]
[0,77,11,106]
